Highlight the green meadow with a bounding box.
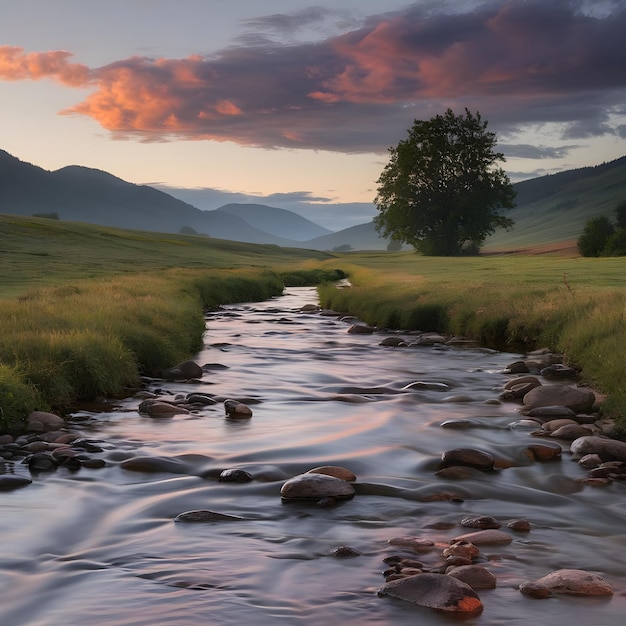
[1,213,625,433]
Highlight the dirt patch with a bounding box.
[481,240,580,257]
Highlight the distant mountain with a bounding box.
[2,148,625,252]
[216,203,332,241]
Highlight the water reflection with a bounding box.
[1,287,626,625]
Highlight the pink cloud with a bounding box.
[1,2,625,152]
[0,45,90,86]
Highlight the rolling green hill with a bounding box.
[483,156,626,251]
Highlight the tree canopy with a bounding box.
[373,108,516,255]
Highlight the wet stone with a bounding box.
[280,473,355,500]
[460,515,501,530]
[532,569,613,596]
[306,465,356,481]
[219,468,253,483]
[330,546,361,558]
[378,573,484,616]
[519,582,553,599]
[507,519,531,532]
[452,529,513,545]
[441,448,495,471]
[0,474,33,490]
[224,399,253,418]
[448,565,497,590]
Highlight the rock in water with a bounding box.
[532,569,613,596]
[224,399,253,418]
[378,573,483,616]
[280,473,355,500]
[523,385,595,412]
[161,360,203,381]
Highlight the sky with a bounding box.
[1,0,625,230]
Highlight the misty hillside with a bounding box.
[1,148,625,252]
[216,203,332,241]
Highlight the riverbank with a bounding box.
[0,267,344,432]
[316,254,626,433]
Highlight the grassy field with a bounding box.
[1,213,626,433]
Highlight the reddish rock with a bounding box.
[378,573,483,615]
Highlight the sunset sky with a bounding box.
[1,0,625,229]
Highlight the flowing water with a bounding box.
[1,286,626,625]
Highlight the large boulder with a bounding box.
[523,385,595,412]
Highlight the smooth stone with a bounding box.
[533,569,613,596]
[570,436,626,462]
[527,405,576,418]
[378,573,483,616]
[523,385,595,413]
[380,337,408,347]
[388,537,435,552]
[503,375,541,390]
[448,565,497,589]
[224,399,253,418]
[347,324,375,334]
[507,519,531,532]
[138,400,190,417]
[519,582,553,598]
[510,419,543,429]
[441,448,495,471]
[504,360,529,374]
[0,474,32,490]
[27,452,58,471]
[578,453,603,469]
[525,442,562,461]
[26,411,65,432]
[174,510,245,523]
[550,424,595,440]
[452,529,513,545]
[542,418,579,431]
[500,381,540,400]
[306,466,356,481]
[280,473,355,500]
[218,468,253,483]
[161,360,203,381]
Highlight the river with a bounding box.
[1,286,625,625]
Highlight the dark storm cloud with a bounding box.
[2,1,625,152]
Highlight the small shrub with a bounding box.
[577,216,614,256]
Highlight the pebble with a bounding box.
[451,529,513,545]
[447,565,497,589]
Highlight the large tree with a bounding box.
[374,108,516,255]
